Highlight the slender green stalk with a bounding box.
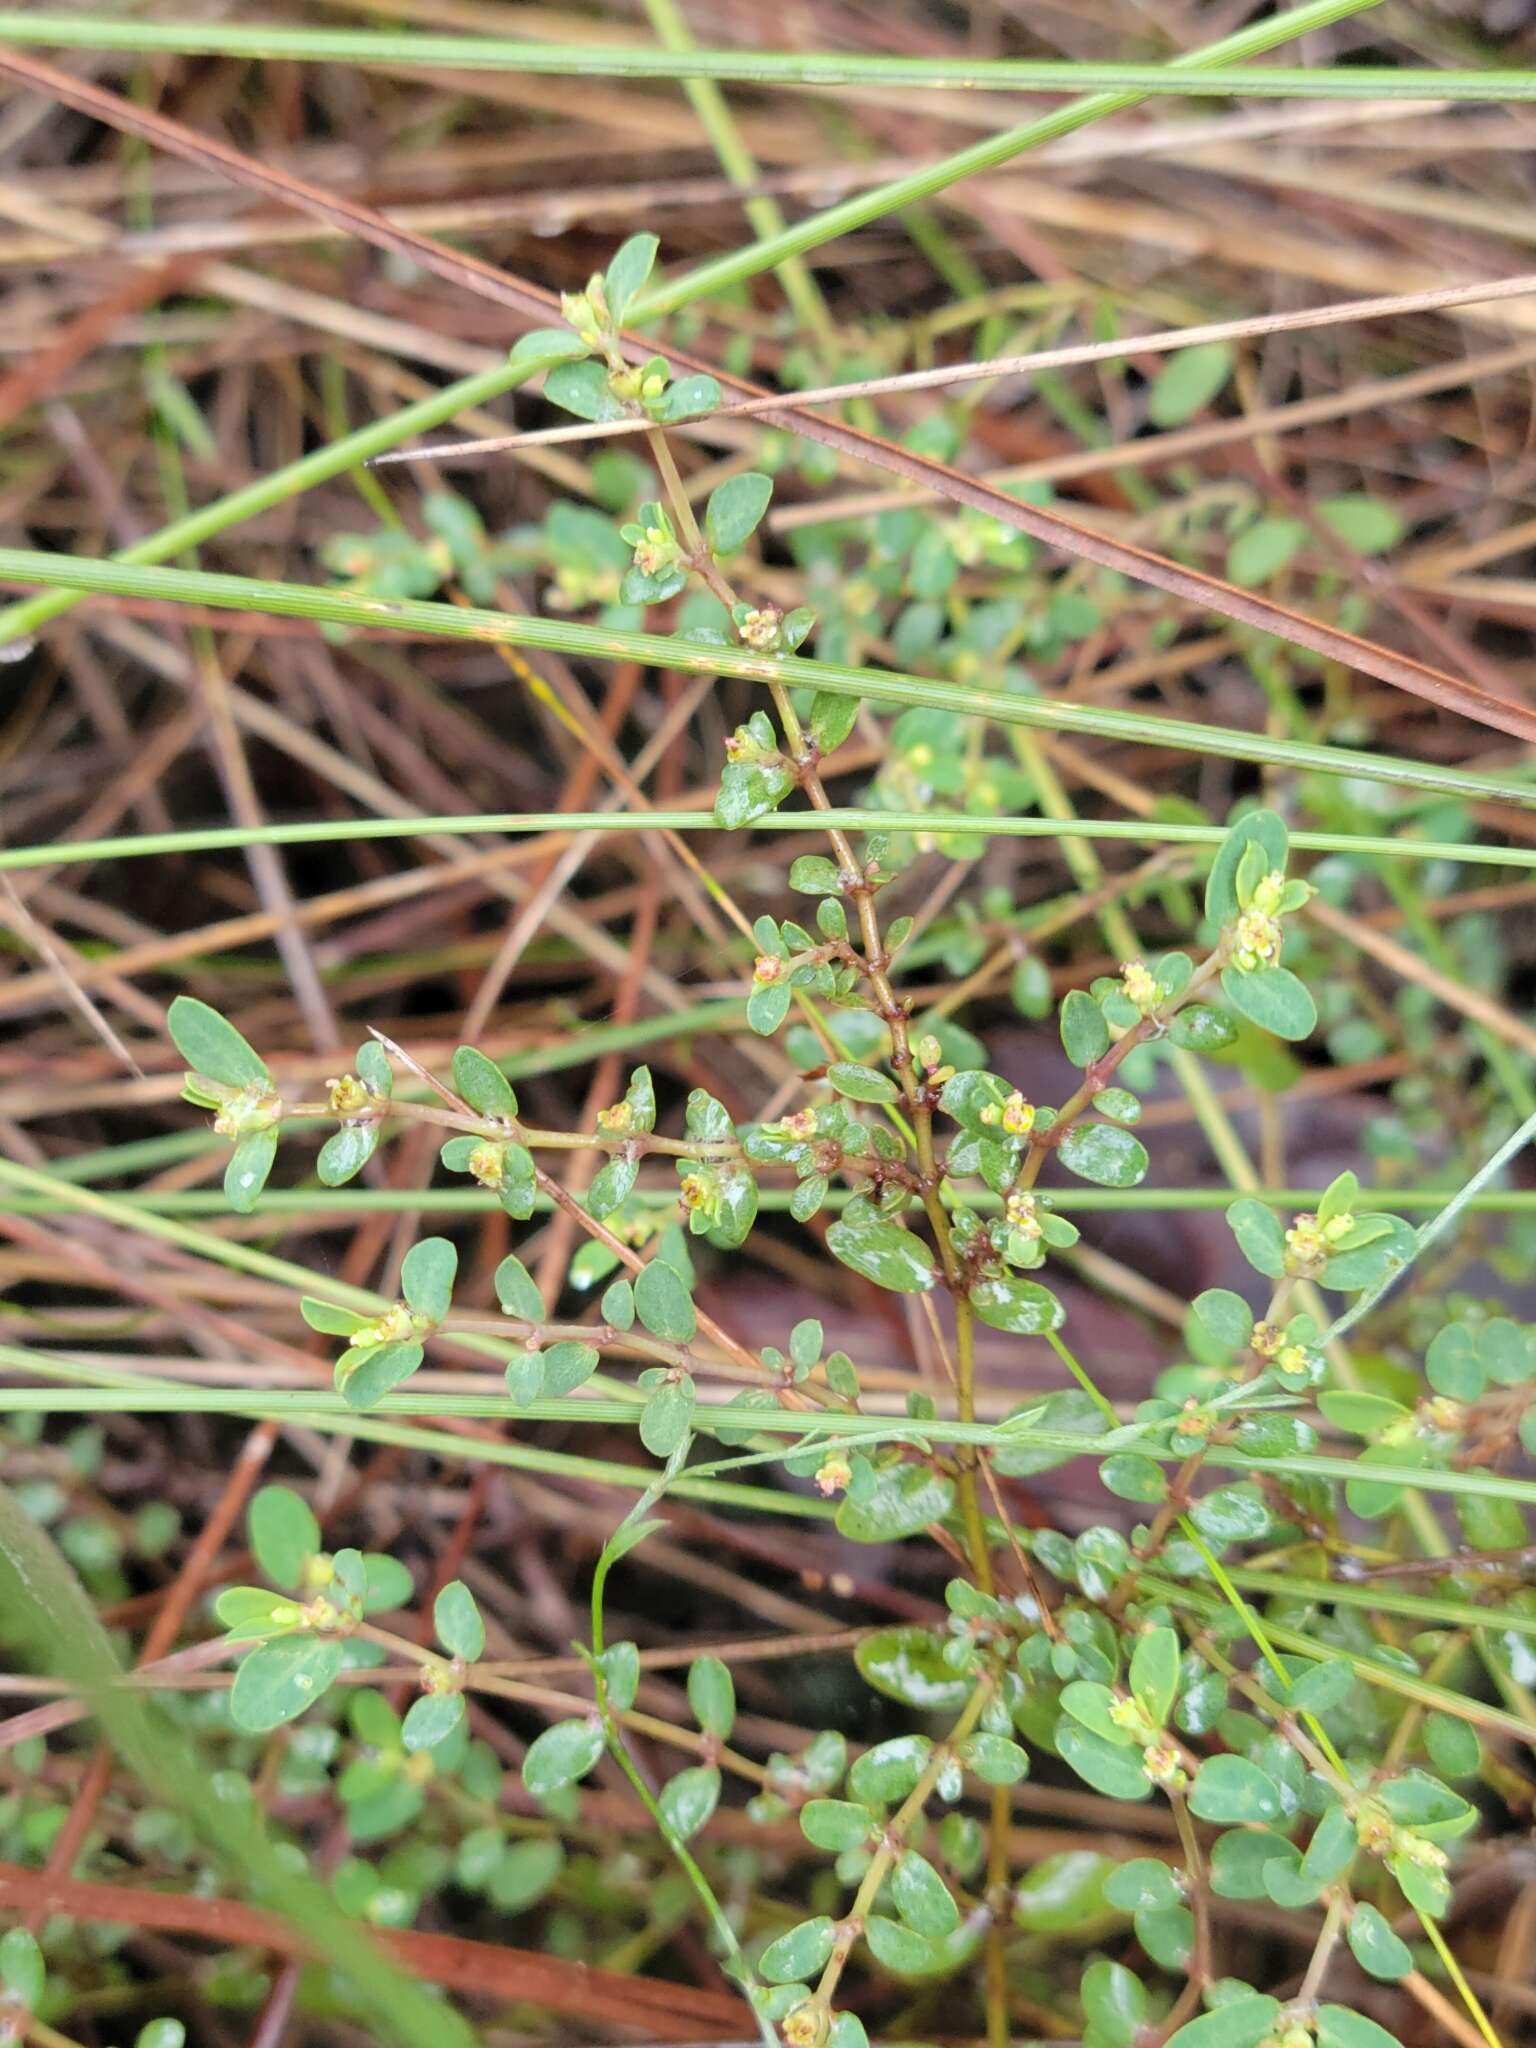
[8,15,1526,100]
[2,808,1530,871]
[1,548,1527,809]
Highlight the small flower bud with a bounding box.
[814,1455,853,1498]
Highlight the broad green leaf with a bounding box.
[856,1628,970,1712]
[1165,1997,1280,2048]
[452,1045,516,1119]
[494,1254,544,1324]
[1147,342,1232,427]
[1347,1902,1413,1981]
[634,1258,697,1341]
[1424,1711,1481,1780]
[1169,1003,1238,1051]
[522,1718,604,1798]
[510,326,590,370]
[544,358,626,423]
[970,1273,1063,1335]
[1288,1658,1354,1714]
[248,1486,319,1590]
[1060,988,1110,1065]
[1058,1122,1149,1187]
[659,1763,720,1842]
[962,1732,1030,1785]
[800,1798,873,1851]
[401,1691,465,1752]
[836,1462,955,1543]
[1221,964,1317,1041]
[759,1915,836,1984]
[1103,1857,1182,1912]
[826,1216,937,1293]
[1189,1754,1283,1824]
[891,1849,959,1937]
[1100,1452,1168,1503]
[1011,1851,1111,1933]
[1192,1288,1253,1350]
[300,1296,371,1337]
[317,1121,378,1186]
[1057,1722,1153,1801]
[214,1587,305,1638]
[1317,2009,1407,2048]
[1081,1956,1147,2046]
[541,1340,599,1395]
[168,994,269,1086]
[849,1734,931,1806]
[400,1236,456,1321]
[230,1636,344,1731]
[826,1060,899,1103]
[1226,1196,1287,1278]
[339,1340,423,1410]
[434,1580,485,1661]
[705,471,772,554]
[864,1914,934,1974]
[640,1375,696,1457]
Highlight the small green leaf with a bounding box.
[970,1273,1063,1335]
[230,1636,344,1731]
[1058,1122,1149,1188]
[215,1587,305,1638]
[400,1236,456,1321]
[1057,1722,1153,1801]
[168,995,269,1086]
[1316,2008,1408,2048]
[659,1763,719,1842]
[1424,1710,1481,1780]
[1080,1957,1147,2046]
[1221,964,1317,1041]
[1347,1902,1413,1981]
[640,1375,696,1457]
[891,1849,959,1938]
[488,1838,565,1912]
[651,372,720,422]
[1170,1003,1238,1051]
[864,1915,934,1974]
[836,1462,955,1543]
[510,326,591,371]
[402,1691,465,1752]
[1206,810,1288,925]
[1104,1858,1183,1913]
[826,1216,937,1294]
[300,1297,370,1337]
[800,1798,873,1851]
[1164,1997,1281,2048]
[1101,1452,1169,1503]
[856,1629,970,1712]
[248,1486,319,1590]
[339,1340,424,1410]
[225,1128,277,1214]
[1147,341,1232,427]
[1228,515,1307,586]
[688,1656,735,1739]
[0,1927,44,2009]
[1288,1659,1355,1714]
[1317,494,1402,555]
[317,1121,379,1186]
[545,358,627,423]
[1060,988,1110,1066]
[452,1045,516,1118]
[494,1254,544,1324]
[826,1060,899,1103]
[522,1718,604,1798]
[705,471,772,554]
[434,1580,485,1661]
[635,1258,697,1342]
[1130,1626,1179,1728]
[1227,1197,1287,1278]
[961,1732,1030,1785]
[1193,1289,1254,1351]
[605,232,659,321]
[759,1915,837,1983]
[1189,1754,1283,1824]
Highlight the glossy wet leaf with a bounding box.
[1189,1754,1283,1824]
[401,1691,465,1752]
[826,1216,937,1293]
[434,1580,485,1661]
[856,1629,971,1712]
[759,1915,836,1983]
[659,1763,720,1842]
[452,1044,516,1119]
[522,1718,604,1798]
[1058,1122,1149,1187]
[688,1656,735,1739]
[225,1129,277,1214]
[1221,964,1316,1041]
[836,1462,954,1543]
